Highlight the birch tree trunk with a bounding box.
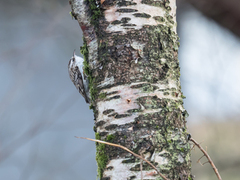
[69,0,192,179]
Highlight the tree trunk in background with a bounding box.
[70,0,192,179]
[185,0,240,37]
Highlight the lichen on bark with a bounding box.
[69,0,192,179]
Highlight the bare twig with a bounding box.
[202,161,210,166]
[197,154,205,166]
[190,138,222,180]
[76,136,169,180]
[191,144,196,151]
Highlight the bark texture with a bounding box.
[69,0,192,179]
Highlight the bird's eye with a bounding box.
[72,57,75,62]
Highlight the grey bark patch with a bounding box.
[99,131,108,136]
[141,0,170,11]
[142,84,158,92]
[153,16,165,22]
[137,96,167,109]
[163,92,170,95]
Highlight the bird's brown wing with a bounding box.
[74,66,89,103]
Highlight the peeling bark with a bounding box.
[69,0,192,179]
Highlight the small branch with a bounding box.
[197,154,205,166]
[190,138,222,180]
[191,144,196,151]
[76,136,169,180]
[202,161,210,166]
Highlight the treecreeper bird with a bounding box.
[68,51,90,103]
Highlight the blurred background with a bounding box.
[0,0,239,179]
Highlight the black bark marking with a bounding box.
[111,20,121,25]
[105,95,121,101]
[121,17,131,23]
[129,175,137,179]
[115,113,130,119]
[105,124,118,130]
[159,63,169,80]
[106,91,118,96]
[117,1,137,6]
[96,120,106,127]
[116,9,138,13]
[122,158,136,163]
[127,108,142,113]
[108,112,118,117]
[133,13,151,18]
[103,109,115,115]
[158,35,163,50]
[106,166,114,170]
[121,24,136,27]
[101,177,110,180]
[130,83,150,89]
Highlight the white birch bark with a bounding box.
[69,0,192,179]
